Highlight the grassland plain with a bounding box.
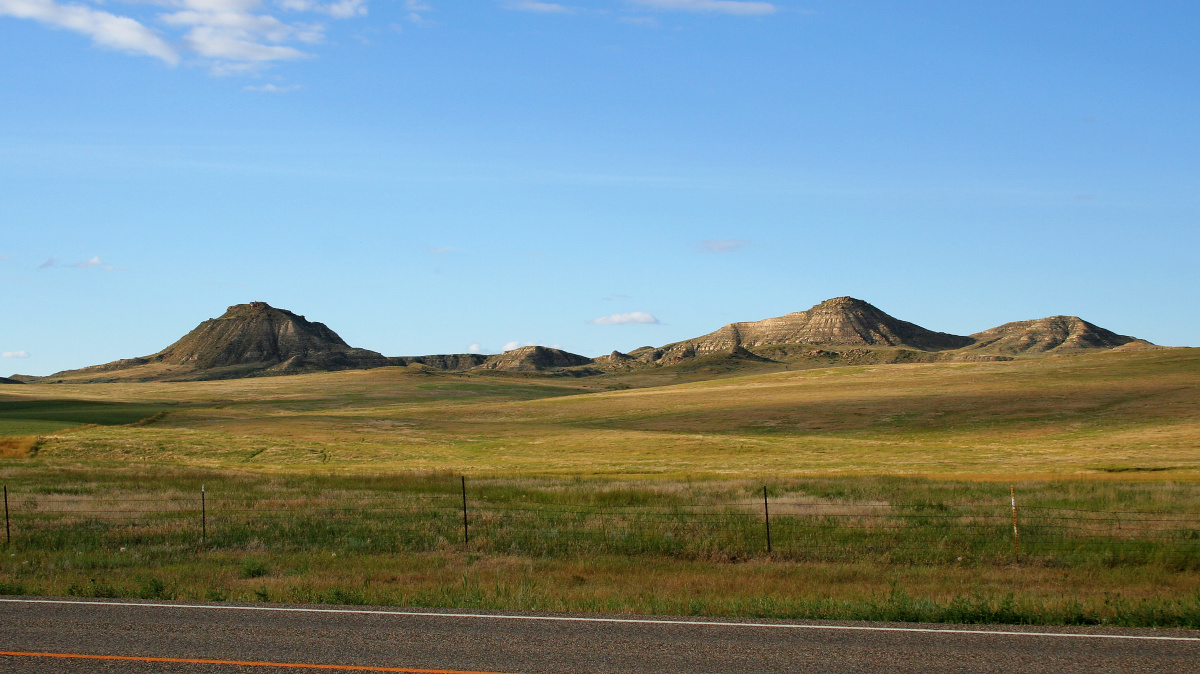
[3,348,1197,476]
[1,349,1199,626]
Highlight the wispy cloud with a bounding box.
[243,82,303,92]
[504,1,570,12]
[0,0,373,75]
[698,239,750,253]
[589,311,659,325]
[39,255,116,270]
[279,0,367,19]
[403,0,430,22]
[70,255,103,268]
[630,0,776,15]
[502,340,535,351]
[1,351,30,358]
[0,0,179,64]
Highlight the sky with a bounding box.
[2,1,1198,375]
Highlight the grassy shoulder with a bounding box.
[3,549,1198,628]
[0,465,1197,628]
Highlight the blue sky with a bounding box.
[2,1,1198,375]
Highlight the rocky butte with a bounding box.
[6,297,1157,383]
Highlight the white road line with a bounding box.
[1,597,1198,643]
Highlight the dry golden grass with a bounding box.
[0,436,39,459]
[1,348,1197,478]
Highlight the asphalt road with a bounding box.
[0,597,1198,673]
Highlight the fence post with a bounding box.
[763,485,772,554]
[201,484,206,545]
[4,485,9,546]
[1010,484,1020,556]
[461,476,469,545]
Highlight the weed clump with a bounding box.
[240,558,269,579]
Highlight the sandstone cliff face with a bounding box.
[649,297,973,364]
[963,316,1138,354]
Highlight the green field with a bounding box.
[0,399,169,436]
[1,348,1198,626]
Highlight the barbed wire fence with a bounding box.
[3,480,1198,566]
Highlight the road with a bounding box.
[0,597,1197,673]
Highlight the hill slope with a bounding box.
[634,297,974,366]
[17,297,1157,382]
[37,302,391,382]
[963,316,1141,354]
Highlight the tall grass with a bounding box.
[0,468,1197,625]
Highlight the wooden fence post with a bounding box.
[763,486,772,554]
[461,476,469,545]
[1010,485,1020,556]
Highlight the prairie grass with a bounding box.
[1,465,1198,627]
[3,349,1197,478]
[0,436,39,459]
[1,349,1198,626]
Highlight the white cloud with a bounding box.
[279,0,366,19]
[699,239,749,253]
[467,343,482,353]
[37,255,116,270]
[403,0,428,21]
[2,351,30,358]
[70,255,103,268]
[589,311,659,325]
[182,24,310,64]
[243,82,302,92]
[502,340,535,352]
[0,0,373,75]
[505,1,569,12]
[630,0,775,15]
[0,0,179,64]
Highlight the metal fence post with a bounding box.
[763,485,772,554]
[461,476,469,545]
[201,484,207,545]
[1010,484,1020,556]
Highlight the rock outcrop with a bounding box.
[154,302,390,371]
[391,354,490,371]
[476,346,594,372]
[41,302,391,381]
[963,316,1140,355]
[23,297,1157,383]
[645,297,973,365]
